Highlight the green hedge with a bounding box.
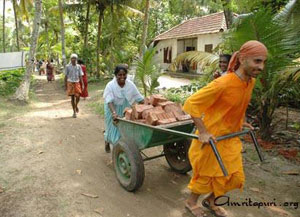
[0,68,25,96]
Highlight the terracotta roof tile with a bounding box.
[155,12,227,41]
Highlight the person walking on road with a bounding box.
[64,54,84,118]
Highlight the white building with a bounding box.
[153,12,227,72]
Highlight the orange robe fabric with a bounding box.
[183,73,255,197]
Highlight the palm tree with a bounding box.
[83,0,91,53]
[94,0,132,77]
[222,0,233,28]
[2,0,6,52]
[58,0,66,69]
[136,45,160,96]
[14,0,42,102]
[96,1,106,77]
[139,0,150,57]
[12,0,20,51]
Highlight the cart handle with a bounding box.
[115,118,264,176]
[150,127,263,177]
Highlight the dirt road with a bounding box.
[0,78,299,217]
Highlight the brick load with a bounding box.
[150,94,168,106]
[132,104,153,119]
[142,106,164,119]
[144,97,151,105]
[123,94,192,126]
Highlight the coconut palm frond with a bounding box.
[135,45,160,96]
[280,67,300,81]
[49,3,83,13]
[224,6,300,138]
[170,51,219,72]
[120,5,144,17]
[274,0,299,21]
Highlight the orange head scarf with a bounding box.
[227,40,268,73]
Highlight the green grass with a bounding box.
[86,80,108,117]
[88,99,105,117]
[0,97,30,122]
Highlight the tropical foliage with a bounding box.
[224,6,300,139]
[135,45,160,96]
[0,68,25,95]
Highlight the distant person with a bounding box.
[64,54,84,118]
[213,54,232,79]
[36,59,40,72]
[78,59,88,99]
[103,65,144,153]
[39,59,45,75]
[41,60,47,75]
[46,60,54,82]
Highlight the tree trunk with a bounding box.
[139,0,150,57]
[45,20,51,59]
[222,0,233,29]
[2,0,5,52]
[258,100,274,140]
[83,0,91,52]
[12,0,20,51]
[58,0,66,69]
[14,0,42,102]
[96,7,105,77]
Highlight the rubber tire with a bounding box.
[113,142,145,192]
[163,139,192,174]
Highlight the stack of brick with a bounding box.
[123,94,191,126]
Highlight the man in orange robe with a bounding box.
[183,40,268,217]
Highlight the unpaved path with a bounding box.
[0,77,299,217]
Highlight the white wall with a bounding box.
[197,32,222,52]
[0,51,28,71]
[153,39,177,70]
[154,32,223,71]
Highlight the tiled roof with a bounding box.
[155,12,227,41]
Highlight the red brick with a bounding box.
[176,114,192,121]
[150,94,167,106]
[124,109,133,120]
[172,110,183,119]
[157,118,177,125]
[142,106,164,119]
[146,113,158,125]
[165,112,176,119]
[157,101,175,108]
[164,103,184,115]
[156,112,166,120]
[132,104,153,119]
[136,119,146,124]
[144,97,151,105]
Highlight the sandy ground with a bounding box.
[0,77,299,217]
[158,75,191,89]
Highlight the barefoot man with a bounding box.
[183,40,268,217]
[64,54,84,118]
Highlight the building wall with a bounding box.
[177,38,197,54]
[197,32,222,52]
[154,32,223,71]
[153,39,177,70]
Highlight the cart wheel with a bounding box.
[163,140,192,174]
[113,142,145,192]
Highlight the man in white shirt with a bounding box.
[64,54,84,118]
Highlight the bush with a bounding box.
[163,80,207,104]
[0,68,25,96]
